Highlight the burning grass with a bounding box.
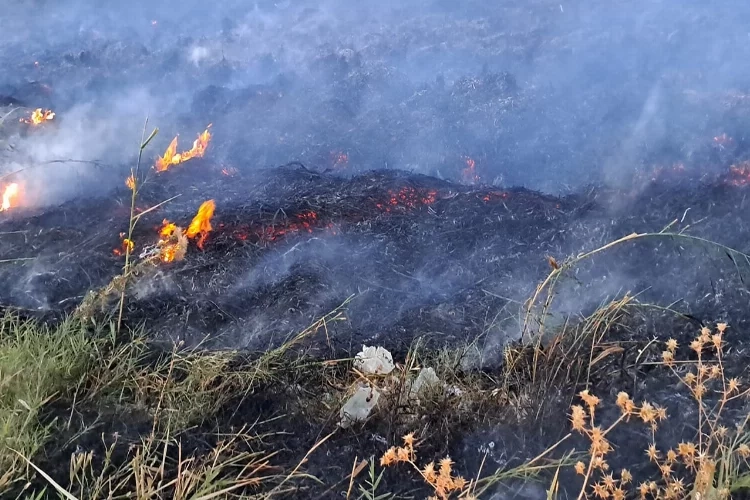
[154,125,212,172]
[5,132,750,497]
[19,108,54,126]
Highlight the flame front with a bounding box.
[20,108,55,125]
[154,125,212,172]
[186,200,215,249]
[0,183,19,211]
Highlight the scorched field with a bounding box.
[2,0,750,498]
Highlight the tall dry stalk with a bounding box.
[522,221,750,384]
[116,120,158,334]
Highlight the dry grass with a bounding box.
[0,301,349,498]
[565,324,750,499]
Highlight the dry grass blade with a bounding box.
[270,428,337,494]
[590,346,624,368]
[347,457,368,499]
[131,194,182,222]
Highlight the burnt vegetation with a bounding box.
[3,0,750,498]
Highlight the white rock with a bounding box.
[339,383,380,428]
[354,345,394,375]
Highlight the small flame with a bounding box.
[126,174,136,190]
[114,238,135,256]
[157,220,187,263]
[185,200,215,249]
[462,157,480,184]
[221,167,238,177]
[154,125,212,172]
[0,183,19,211]
[20,108,55,125]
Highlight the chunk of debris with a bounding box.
[408,367,440,399]
[354,345,394,375]
[340,383,380,428]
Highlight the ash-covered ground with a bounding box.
[1,162,750,359]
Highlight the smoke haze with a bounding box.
[2,0,749,198]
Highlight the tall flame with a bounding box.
[155,137,179,172]
[154,124,212,172]
[20,108,55,125]
[186,200,215,249]
[0,183,19,211]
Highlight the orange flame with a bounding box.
[154,125,212,172]
[0,183,19,211]
[20,108,55,125]
[155,137,179,172]
[114,237,135,256]
[157,220,187,263]
[126,174,136,190]
[160,221,178,238]
[185,200,215,249]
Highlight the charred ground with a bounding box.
[2,0,750,498]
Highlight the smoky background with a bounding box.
[0,0,748,356]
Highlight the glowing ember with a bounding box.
[0,183,19,211]
[126,174,136,190]
[157,220,187,263]
[221,167,238,177]
[482,191,509,202]
[185,200,215,249]
[375,187,438,212]
[20,108,55,125]
[332,151,349,168]
[462,157,480,184]
[154,124,212,172]
[227,209,336,244]
[728,162,750,186]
